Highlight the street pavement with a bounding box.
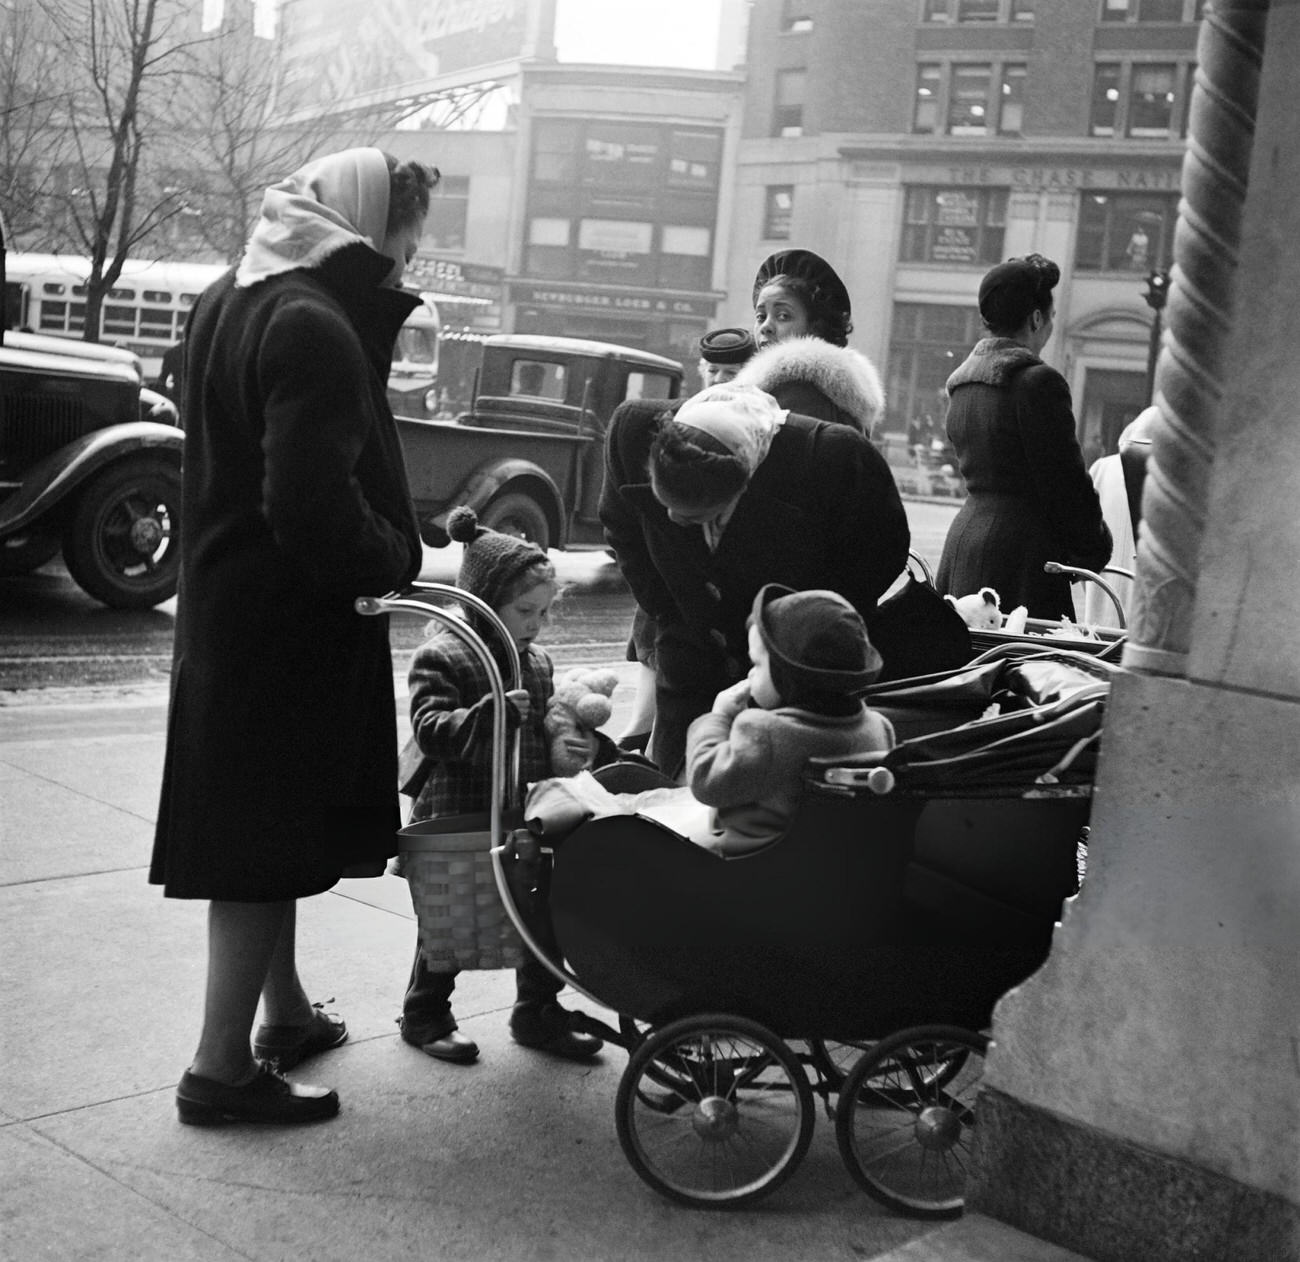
[0,666,1089,1260]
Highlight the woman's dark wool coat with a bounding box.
[936,339,1112,620]
[151,244,422,901]
[600,401,910,777]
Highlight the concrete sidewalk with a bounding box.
[0,684,1088,1262]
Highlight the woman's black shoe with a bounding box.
[253,1001,348,1071]
[176,1064,339,1126]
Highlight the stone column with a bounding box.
[968,4,1300,1260]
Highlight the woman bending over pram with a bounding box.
[685,584,895,855]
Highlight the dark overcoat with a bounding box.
[150,243,422,901]
[936,338,1112,620]
[600,400,909,777]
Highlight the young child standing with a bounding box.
[397,506,603,1064]
[686,584,895,856]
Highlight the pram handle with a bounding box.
[1043,561,1127,630]
[357,583,523,798]
[357,585,605,1012]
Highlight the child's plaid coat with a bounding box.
[406,623,554,822]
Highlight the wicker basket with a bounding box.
[399,812,526,971]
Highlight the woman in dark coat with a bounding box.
[151,148,437,1126]
[936,254,1112,619]
[600,382,909,780]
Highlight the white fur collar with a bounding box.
[733,337,884,432]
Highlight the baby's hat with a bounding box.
[751,583,882,694]
[447,505,547,608]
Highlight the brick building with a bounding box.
[725,0,1205,455]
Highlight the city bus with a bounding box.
[5,252,443,394]
[3,253,227,381]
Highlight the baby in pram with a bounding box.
[529,584,894,855]
[686,583,894,853]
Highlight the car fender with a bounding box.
[0,421,183,538]
[425,458,564,543]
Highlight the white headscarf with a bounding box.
[671,383,787,475]
[236,147,390,288]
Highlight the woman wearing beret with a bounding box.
[601,382,909,780]
[936,253,1112,619]
[734,248,885,437]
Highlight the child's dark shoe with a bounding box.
[509,1002,603,1061]
[254,1001,348,1071]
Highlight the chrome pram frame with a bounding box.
[360,585,1105,1220]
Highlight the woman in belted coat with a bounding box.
[600,383,909,780]
[937,254,1111,619]
[151,148,436,1126]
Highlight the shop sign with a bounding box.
[511,283,714,318]
[408,256,503,300]
[925,164,1180,191]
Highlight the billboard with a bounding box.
[278,0,532,107]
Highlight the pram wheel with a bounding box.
[835,1025,987,1219]
[810,1038,873,1087]
[615,1013,815,1209]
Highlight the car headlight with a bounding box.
[423,387,440,414]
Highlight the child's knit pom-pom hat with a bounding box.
[447,505,548,608]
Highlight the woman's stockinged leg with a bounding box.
[190,899,294,1084]
[260,899,314,1027]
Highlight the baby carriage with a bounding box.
[359,584,1112,1219]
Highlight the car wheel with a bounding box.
[63,456,181,609]
[480,493,549,550]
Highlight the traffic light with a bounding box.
[1143,269,1171,311]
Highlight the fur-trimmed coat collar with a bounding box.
[946,337,1041,391]
[734,337,885,431]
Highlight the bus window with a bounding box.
[396,323,438,365]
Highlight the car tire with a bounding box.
[480,492,550,550]
[63,455,182,609]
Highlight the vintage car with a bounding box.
[0,329,182,608]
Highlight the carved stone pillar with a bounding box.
[968,5,1300,1259]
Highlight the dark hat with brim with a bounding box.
[751,583,882,694]
[699,327,756,365]
[752,248,851,320]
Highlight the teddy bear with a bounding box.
[943,586,1004,631]
[543,667,620,776]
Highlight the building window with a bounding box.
[423,174,468,252]
[667,130,721,192]
[887,302,984,437]
[948,64,992,133]
[781,0,813,31]
[998,64,1026,134]
[901,186,1008,267]
[1075,192,1178,273]
[914,63,941,133]
[532,119,579,185]
[659,224,712,289]
[915,62,1027,136]
[773,68,806,137]
[1090,61,1190,137]
[764,186,794,240]
[922,0,1034,19]
[1128,63,1177,136]
[1101,0,1202,20]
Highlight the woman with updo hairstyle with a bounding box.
[733,247,887,437]
[601,381,909,779]
[936,252,1112,619]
